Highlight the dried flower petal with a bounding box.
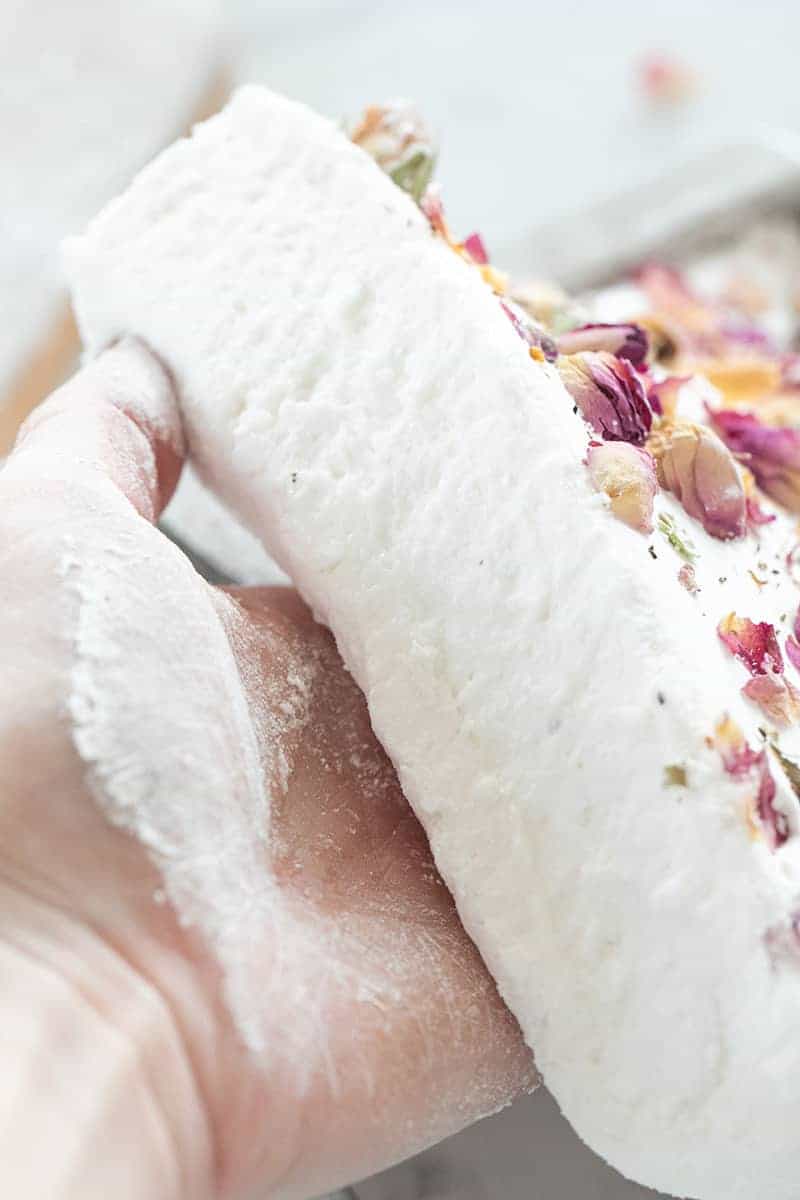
[508,279,579,332]
[462,232,488,265]
[787,545,800,586]
[784,608,800,674]
[782,354,800,391]
[647,422,746,540]
[586,442,657,533]
[647,374,689,422]
[639,54,698,105]
[701,359,783,404]
[709,408,800,512]
[500,299,558,362]
[765,912,800,965]
[635,262,787,375]
[739,465,773,529]
[753,749,789,849]
[678,563,699,593]
[721,275,769,318]
[743,673,800,729]
[717,613,783,676]
[351,101,436,202]
[713,715,760,776]
[745,494,776,528]
[556,323,649,368]
[557,351,654,444]
[635,263,715,335]
[420,184,448,237]
[786,636,800,674]
[712,716,787,848]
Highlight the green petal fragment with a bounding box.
[664,763,689,787]
[771,741,800,798]
[658,512,697,563]
[389,148,435,203]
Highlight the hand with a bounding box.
[0,340,534,1200]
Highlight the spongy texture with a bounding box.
[66,87,800,1200]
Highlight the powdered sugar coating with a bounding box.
[66,88,800,1199]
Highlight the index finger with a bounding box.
[6,338,185,523]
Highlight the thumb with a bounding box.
[7,338,185,523]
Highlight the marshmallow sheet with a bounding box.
[66,88,800,1199]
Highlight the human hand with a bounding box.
[0,340,534,1200]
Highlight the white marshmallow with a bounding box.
[65,86,800,1199]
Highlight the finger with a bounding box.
[8,337,185,522]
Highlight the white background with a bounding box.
[235,0,800,258]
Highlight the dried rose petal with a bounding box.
[787,545,800,586]
[782,354,800,391]
[740,465,776,529]
[784,607,800,673]
[678,563,699,593]
[717,613,783,676]
[586,442,657,533]
[462,232,488,265]
[765,912,800,965]
[420,184,447,236]
[556,323,649,368]
[713,716,788,848]
[746,495,776,528]
[718,320,775,352]
[714,715,761,776]
[753,749,789,849]
[721,275,769,318]
[786,636,800,674]
[647,423,746,540]
[635,263,715,337]
[557,351,654,445]
[702,359,783,405]
[639,54,697,105]
[743,673,800,729]
[500,299,558,362]
[351,101,436,202]
[635,262,787,371]
[647,375,689,422]
[508,279,576,330]
[709,408,800,513]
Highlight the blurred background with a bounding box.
[4,1,800,1196]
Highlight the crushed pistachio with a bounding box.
[658,512,696,562]
[772,741,800,798]
[351,102,437,203]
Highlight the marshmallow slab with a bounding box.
[66,87,800,1199]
